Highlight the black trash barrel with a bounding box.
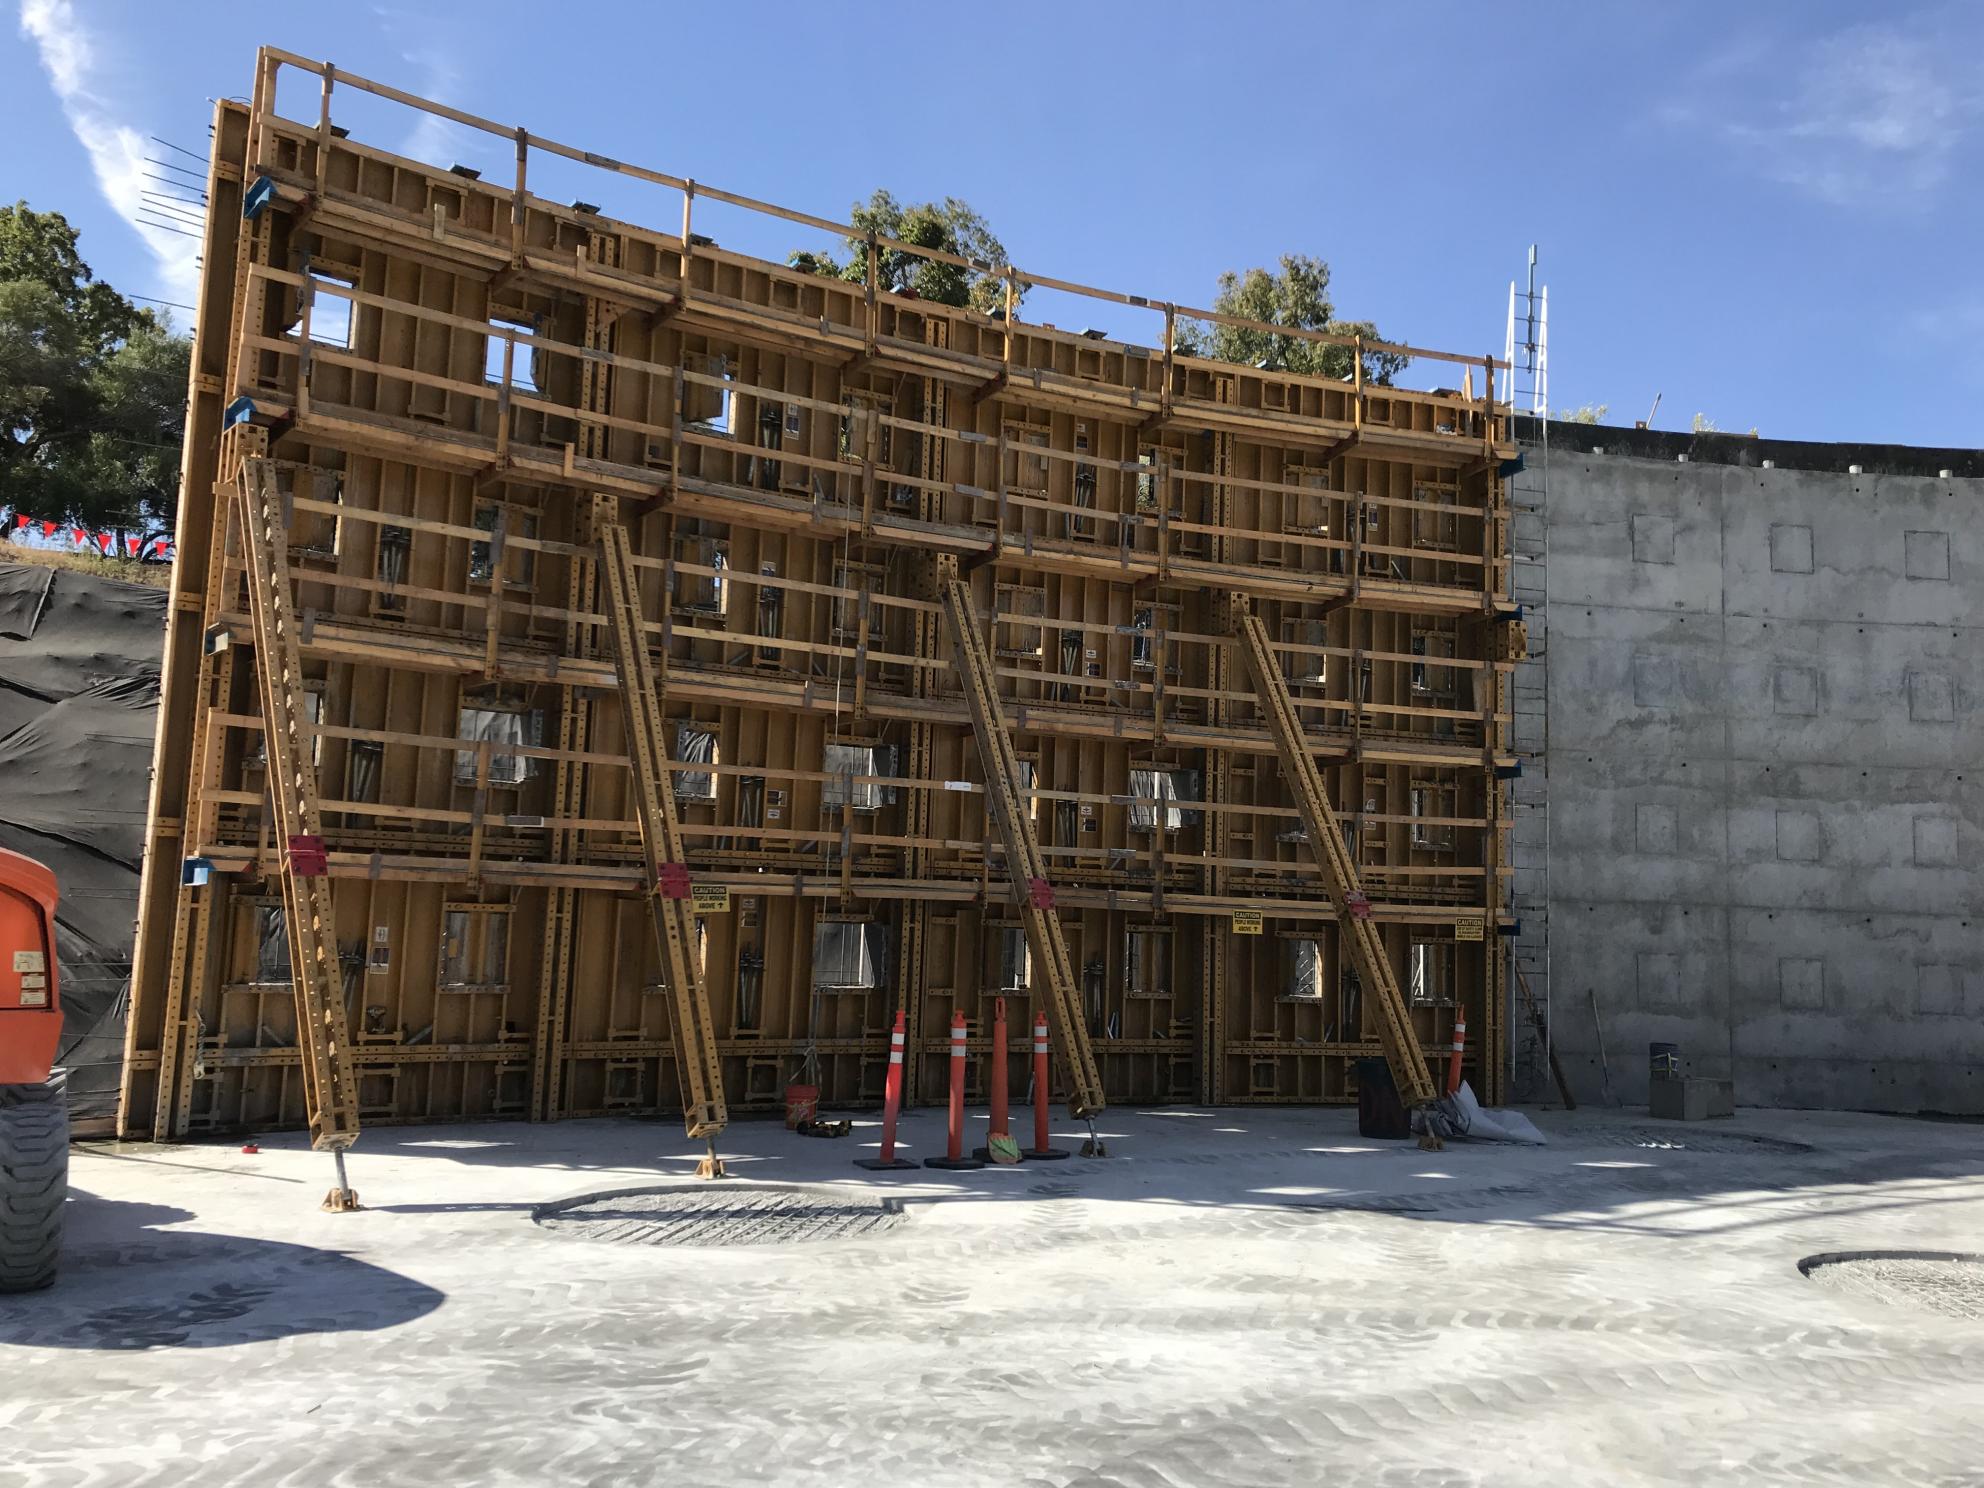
[1356,1057,1411,1139]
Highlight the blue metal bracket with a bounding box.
[243,174,276,221]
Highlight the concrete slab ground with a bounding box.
[4,1104,1980,1487]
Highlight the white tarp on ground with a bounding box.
[1414,1081,1549,1144]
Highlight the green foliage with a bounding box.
[0,202,188,529]
[1174,254,1405,385]
[790,190,1012,313]
[1555,404,1609,424]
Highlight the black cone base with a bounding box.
[853,1157,920,1171]
[1021,1147,1071,1161]
[923,1155,985,1171]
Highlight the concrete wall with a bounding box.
[1515,423,1982,1113]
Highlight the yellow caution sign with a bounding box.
[1231,909,1264,935]
[1455,917,1485,941]
[691,883,732,916]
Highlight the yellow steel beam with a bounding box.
[595,518,729,1172]
[234,458,362,1206]
[1231,595,1440,1114]
[936,557,1107,1145]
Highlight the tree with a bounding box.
[1556,404,1609,424]
[791,190,1012,313]
[1175,254,1405,385]
[0,202,190,531]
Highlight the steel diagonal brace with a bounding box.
[1229,594,1442,1135]
[935,557,1108,1152]
[595,519,729,1176]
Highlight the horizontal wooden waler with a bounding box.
[119,49,1520,1143]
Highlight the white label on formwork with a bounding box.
[19,989,47,1007]
[943,780,973,792]
[19,973,45,989]
[13,950,43,973]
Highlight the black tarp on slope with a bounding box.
[0,563,165,1120]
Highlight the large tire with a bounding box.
[0,1069,67,1293]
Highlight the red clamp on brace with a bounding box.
[1028,876,1055,910]
[1344,891,1372,921]
[656,862,692,899]
[285,834,328,878]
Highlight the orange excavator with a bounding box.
[0,848,66,1292]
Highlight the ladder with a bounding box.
[235,458,362,1208]
[935,557,1107,1148]
[595,519,729,1175]
[1230,597,1440,1116]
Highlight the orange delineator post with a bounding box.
[1447,1014,1467,1096]
[854,1009,917,1171]
[1022,1009,1069,1161]
[923,1009,983,1171]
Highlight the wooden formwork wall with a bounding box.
[119,51,1520,1140]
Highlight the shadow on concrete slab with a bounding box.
[0,1190,445,1351]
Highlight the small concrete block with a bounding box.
[1636,802,1678,854]
[1908,671,1955,723]
[1649,1076,1735,1121]
[1779,956,1825,1010]
[1769,523,1814,574]
[1631,513,1676,565]
[1916,963,1963,1016]
[1772,665,1819,716]
[1637,951,1682,1009]
[1904,529,1951,582]
[1774,809,1824,863]
[1914,815,1959,867]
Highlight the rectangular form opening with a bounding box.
[1128,766,1201,832]
[305,270,353,348]
[454,703,542,787]
[672,535,728,616]
[1408,940,1455,1006]
[440,904,512,992]
[674,724,720,802]
[822,742,895,813]
[485,316,536,392]
[811,918,890,991]
[991,924,1031,993]
[1125,925,1171,998]
[251,902,290,986]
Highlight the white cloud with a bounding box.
[18,0,203,308]
[1661,17,1983,206]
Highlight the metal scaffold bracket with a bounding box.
[1229,595,1442,1123]
[233,458,362,1205]
[595,518,729,1166]
[935,556,1107,1133]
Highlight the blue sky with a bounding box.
[7,1,1981,446]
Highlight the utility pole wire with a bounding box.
[150,135,208,163]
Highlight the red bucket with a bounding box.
[783,1083,820,1129]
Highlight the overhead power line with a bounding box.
[135,215,203,240]
[150,134,208,163]
[143,156,206,180]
